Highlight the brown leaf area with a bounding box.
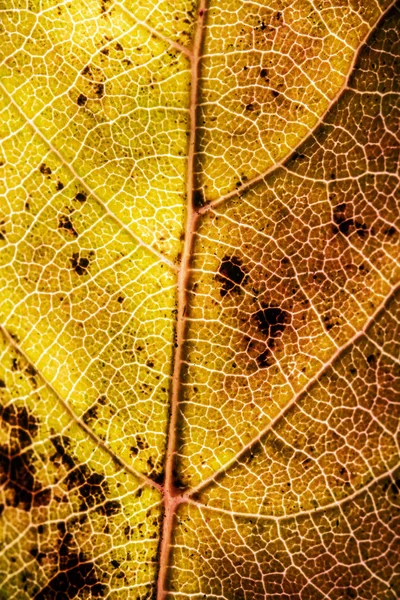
[0,1,399,600]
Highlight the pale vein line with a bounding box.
[187,282,400,497]
[0,82,178,273]
[198,0,399,215]
[115,0,193,58]
[0,324,162,493]
[185,460,400,522]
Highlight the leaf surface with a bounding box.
[0,0,399,598]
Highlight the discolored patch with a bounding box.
[34,532,106,600]
[58,215,78,237]
[70,252,91,276]
[0,404,51,510]
[216,256,247,296]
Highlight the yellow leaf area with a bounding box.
[0,0,398,599]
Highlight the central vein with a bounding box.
[155,3,207,598]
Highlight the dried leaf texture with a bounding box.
[0,0,399,599]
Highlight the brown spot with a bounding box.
[70,253,90,276]
[254,305,290,339]
[0,404,51,510]
[74,191,87,202]
[0,379,5,388]
[193,189,205,208]
[217,256,247,296]
[115,42,123,51]
[39,164,52,176]
[94,83,105,98]
[35,534,106,599]
[82,405,98,423]
[58,215,78,237]
[77,94,87,106]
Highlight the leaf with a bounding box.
[0,0,399,599]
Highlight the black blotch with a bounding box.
[74,191,87,202]
[367,354,377,366]
[193,189,205,209]
[217,256,246,296]
[333,204,368,238]
[35,533,106,599]
[77,94,87,106]
[82,405,98,424]
[260,68,269,80]
[59,216,78,237]
[111,560,120,568]
[70,253,90,276]
[254,305,290,368]
[117,296,124,303]
[384,226,396,237]
[65,463,121,515]
[50,436,75,469]
[246,103,254,111]
[0,404,51,510]
[100,0,110,14]
[115,42,123,51]
[39,164,52,176]
[56,181,64,191]
[94,83,104,98]
[0,379,5,388]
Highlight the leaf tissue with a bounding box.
[0,0,399,598]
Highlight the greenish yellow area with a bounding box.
[0,0,190,258]
[0,97,176,478]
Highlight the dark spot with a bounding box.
[99,500,121,516]
[74,191,87,202]
[276,11,282,20]
[58,215,78,237]
[130,446,138,456]
[77,94,87,106]
[117,296,124,303]
[111,560,120,568]
[94,83,104,98]
[65,465,108,512]
[246,103,254,111]
[50,436,75,469]
[82,405,98,423]
[254,305,290,339]
[384,226,396,237]
[70,253,90,276]
[390,480,400,496]
[82,66,91,76]
[56,181,64,191]
[100,47,109,55]
[193,189,205,208]
[35,536,106,600]
[271,90,280,98]
[0,404,51,511]
[0,379,5,388]
[217,256,246,296]
[115,42,123,51]
[146,360,154,368]
[367,354,376,366]
[260,68,268,79]
[100,0,110,14]
[39,164,52,176]
[256,349,273,369]
[135,435,148,451]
